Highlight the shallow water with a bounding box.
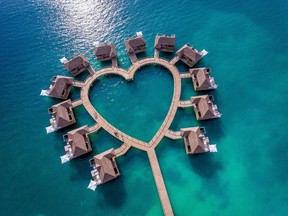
[1,0,288,215]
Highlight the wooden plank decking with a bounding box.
[154,49,160,58]
[73,56,181,215]
[178,100,194,108]
[180,72,192,79]
[112,58,118,68]
[71,99,82,108]
[88,124,101,134]
[165,130,182,140]
[73,81,85,88]
[128,52,138,63]
[115,143,131,157]
[147,149,174,216]
[170,56,180,65]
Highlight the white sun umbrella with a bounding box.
[136,31,143,37]
[87,180,97,191]
[60,154,70,164]
[209,144,218,152]
[59,57,68,64]
[93,41,100,47]
[46,126,55,134]
[40,90,49,96]
[200,49,208,56]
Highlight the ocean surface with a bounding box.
[1,0,288,215]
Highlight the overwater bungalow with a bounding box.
[190,95,221,120]
[180,127,210,154]
[154,34,176,52]
[64,55,90,76]
[176,44,207,67]
[43,76,74,99]
[94,43,117,61]
[124,32,146,54]
[61,125,92,163]
[89,148,120,184]
[189,68,217,91]
[46,99,76,133]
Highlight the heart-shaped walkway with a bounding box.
[71,56,182,216]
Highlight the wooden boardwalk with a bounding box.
[178,100,194,108]
[112,58,118,68]
[147,149,174,216]
[170,56,180,65]
[73,56,182,216]
[88,124,101,134]
[165,130,182,140]
[115,143,131,157]
[128,52,138,63]
[73,81,85,88]
[87,66,96,75]
[154,49,160,58]
[71,99,83,108]
[180,72,192,79]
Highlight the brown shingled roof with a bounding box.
[190,95,221,120]
[92,148,120,183]
[176,44,203,67]
[64,125,91,158]
[124,36,146,53]
[48,99,76,129]
[154,35,176,52]
[180,127,210,154]
[64,55,90,76]
[190,68,216,91]
[94,43,116,61]
[48,76,74,99]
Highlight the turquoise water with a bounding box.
[90,65,173,142]
[1,0,288,215]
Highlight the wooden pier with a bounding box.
[179,72,192,79]
[88,124,101,134]
[154,49,160,58]
[178,100,194,108]
[170,56,180,65]
[71,99,83,108]
[115,143,131,157]
[147,149,173,216]
[165,130,182,140]
[112,58,118,68]
[71,56,182,215]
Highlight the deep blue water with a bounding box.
[1,0,288,215]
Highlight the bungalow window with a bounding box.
[85,141,89,150]
[187,144,191,152]
[68,114,73,121]
[114,167,119,174]
[61,88,66,97]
